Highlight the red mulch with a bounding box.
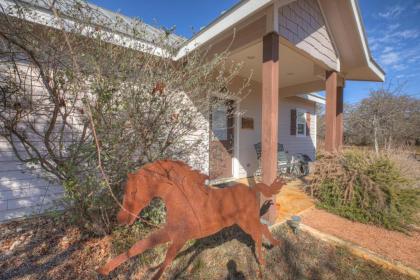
[301,208,420,270]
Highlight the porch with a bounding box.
[202,0,384,223]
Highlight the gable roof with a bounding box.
[1,0,384,82]
[0,0,186,46]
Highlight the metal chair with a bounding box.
[254,143,295,177]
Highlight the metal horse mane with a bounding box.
[98,160,285,279]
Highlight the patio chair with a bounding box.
[254,142,296,177]
[292,153,311,176]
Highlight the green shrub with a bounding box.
[308,149,420,232]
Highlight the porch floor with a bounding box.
[234,177,315,223]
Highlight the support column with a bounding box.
[325,71,338,152]
[336,86,344,150]
[261,31,279,224]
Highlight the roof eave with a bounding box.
[350,0,385,82]
[174,0,276,60]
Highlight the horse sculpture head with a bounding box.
[117,172,154,225]
[116,160,208,226]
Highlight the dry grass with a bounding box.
[384,146,420,189]
[0,214,415,280]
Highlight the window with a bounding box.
[290,109,311,137]
[296,109,306,136]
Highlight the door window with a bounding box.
[211,103,228,140]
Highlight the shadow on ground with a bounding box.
[1,215,415,280]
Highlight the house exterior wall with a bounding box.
[0,59,210,222]
[278,96,317,159]
[236,89,317,178]
[0,84,317,222]
[0,62,67,222]
[0,141,64,222]
[278,0,338,70]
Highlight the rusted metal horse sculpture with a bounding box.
[98,160,285,279]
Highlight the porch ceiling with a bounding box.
[229,41,322,91]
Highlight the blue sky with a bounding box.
[90,0,420,103]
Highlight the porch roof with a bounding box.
[175,0,385,82]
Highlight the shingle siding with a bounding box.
[278,0,338,69]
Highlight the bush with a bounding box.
[307,149,420,232]
[0,0,246,235]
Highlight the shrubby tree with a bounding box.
[345,86,420,152]
[316,86,420,152]
[0,0,248,234]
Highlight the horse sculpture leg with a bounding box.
[260,224,281,247]
[151,238,186,280]
[237,219,265,266]
[97,228,170,276]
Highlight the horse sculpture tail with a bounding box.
[253,178,285,197]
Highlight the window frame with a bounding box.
[296,108,307,137]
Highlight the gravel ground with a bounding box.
[1,214,415,280]
[301,208,420,270]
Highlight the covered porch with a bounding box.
[187,0,385,223]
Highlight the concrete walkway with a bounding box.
[274,179,314,223]
[233,177,314,223]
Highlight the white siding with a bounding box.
[278,0,338,70]
[236,84,262,178]
[278,97,317,159]
[0,140,63,222]
[0,62,78,222]
[236,91,317,178]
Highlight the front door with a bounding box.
[209,99,235,180]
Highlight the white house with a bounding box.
[0,0,384,222]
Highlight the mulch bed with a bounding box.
[301,208,420,270]
[0,214,416,280]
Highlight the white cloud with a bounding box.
[396,29,420,39]
[380,51,400,65]
[371,29,419,45]
[383,46,394,53]
[378,5,405,19]
[408,54,420,63]
[392,64,407,71]
[377,48,420,72]
[370,43,379,51]
[396,73,419,79]
[387,23,400,32]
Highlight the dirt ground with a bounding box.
[301,208,420,270]
[0,214,415,280]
